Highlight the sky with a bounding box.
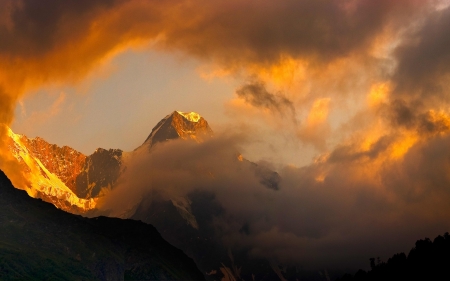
[2,0,450,273]
[11,50,236,154]
[2,0,448,166]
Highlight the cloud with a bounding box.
[0,0,433,110]
[94,125,450,272]
[157,0,430,68]
[297,98,331,150]
[22,92,66,127]
[393,5,450,102]
[235,80,296,119]
[0,0,435,166]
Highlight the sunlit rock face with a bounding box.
[142,111,213,148]
[4,128,126,212]
[5,128,96,214]
[3,111,213,213]
[18,135,86,194]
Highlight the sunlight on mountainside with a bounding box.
[6,128,97,212]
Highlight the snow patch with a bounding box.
[176,111,202,122]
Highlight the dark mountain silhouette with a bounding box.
[336,232,450,281]
[0,169,204,281]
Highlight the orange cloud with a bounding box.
[0,0,446,212]
[296,98,331,150]
[18,92,66,131]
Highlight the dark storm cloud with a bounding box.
[387,99,417,128]
[0,0,116,58]
[235,80,296,118]
[418,111,450,134]
[393,5,450,101]
[384,134,450,202]
[158,0,430,68]
[1,0,426,65]
[382,98,450,135]
[328,135,394,163]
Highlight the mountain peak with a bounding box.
[142,110,213,148]
[175,111,202,122]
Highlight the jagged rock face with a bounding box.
[5,128,96,214]
[18,136,86,194]
[4,128,126,210]
[143,111,213,148]
[75,148,123,199]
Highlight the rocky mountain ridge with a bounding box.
[5,111,214,213]
[18,135,86,193]
[6,128,97,214]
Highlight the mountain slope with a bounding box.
[142,111,213,149]
[5,128,97,214]
[0,169,204,281]
[19,135,86,193]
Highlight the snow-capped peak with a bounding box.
[140,110,213,149]
[176,111,202,122]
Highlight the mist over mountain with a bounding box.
[4,110,450,280]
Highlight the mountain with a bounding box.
[76,111,213,200]
[130,175,283,281]
[5,110,282,279]
[0,169,204,280]
[142,111,213,149]
[4,111,214,210]
[5,128,97,214]
[18,135,86,193]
